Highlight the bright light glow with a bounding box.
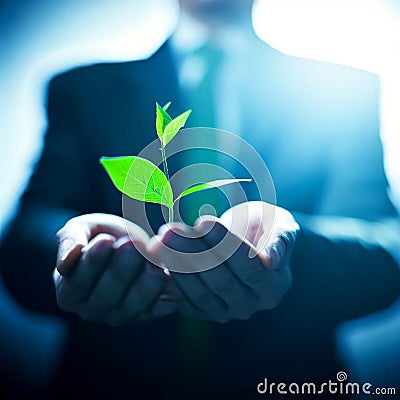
[253,0,400,209]
[1,0,400,231]
[253,0,397,72]
[0,0,178,231]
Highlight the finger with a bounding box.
[56,234,114,312]
[218,201,273,248]
[78,238,146,321]
[144,277,182,319]
[105,301,179,326]
[195,219,286,316]
[176,220,258,319]
[117,299,179,322]
[110,262,169,324]
[269,230,297,264]
[219,202,298,261]
[151,297,180,318]
[53,268,62,288]
[197,210,295,310]
[56,214,149,275]
[173,272,229,322]
[155,223,224,273]
[161,271,182,297]
[56,222,89,275]
[196,266,257,320]
[178,298,207,320]
[119,298,179,323]
[159,226,228,321]
[195,219,274,296]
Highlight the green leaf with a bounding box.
[175,178,251,202]
[100,156,173,208]
[155,102,172,141]
[163,101,171,112]
[162,109,192,147]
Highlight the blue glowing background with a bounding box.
[1,0,399,233]
[0,0,399,391]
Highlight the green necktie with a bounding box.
[178,43,224,388]
[180,43,224,226]
[188,42,223,128]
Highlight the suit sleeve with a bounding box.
[1,74,96,312]
[287,72,400,324]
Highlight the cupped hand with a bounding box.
[154,201,299,323]
[54,214,181,325]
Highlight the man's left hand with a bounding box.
[151,202,298,323]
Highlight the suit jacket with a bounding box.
[1,41,400,398]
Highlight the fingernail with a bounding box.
[57,244,84,275]
[113,236,133,250]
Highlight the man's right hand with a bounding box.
[54,214,181,326]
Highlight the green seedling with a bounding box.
[100,102,251,223]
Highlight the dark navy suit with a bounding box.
[1,41,400,399]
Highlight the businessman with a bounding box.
[2,0,400,398]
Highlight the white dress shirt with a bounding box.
[170,11,272,137]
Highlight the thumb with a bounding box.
[55,213,150,275]
[55,222,88,276]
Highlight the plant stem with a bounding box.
[161,145,169,182]
[161,144,173,223]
